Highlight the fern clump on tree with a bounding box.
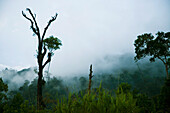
[22,8,62,110]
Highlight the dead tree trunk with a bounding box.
[22,8,57,110]
[88,64,93,94]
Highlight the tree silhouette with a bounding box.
[88,64,94,94]
[134,31,170,79]
[0,77,8,101]
[22,8,62,109]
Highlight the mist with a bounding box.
[0,1,169,112]
[0,53,166,91]
[0,67,36,90]
[0,0,170,76]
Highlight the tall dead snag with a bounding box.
[22,8,59,110]
[88,64,94,94]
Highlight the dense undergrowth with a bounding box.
[0,61,169,113]
[0,76,170,113]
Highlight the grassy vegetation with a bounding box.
[1,77,170,113]
[0,60,169,113]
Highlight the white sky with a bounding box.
[0,0,170,76]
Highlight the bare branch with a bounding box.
[158,56,166,64]
[42,13,58,40]
[26,8,40,37]
[22,11,38,35]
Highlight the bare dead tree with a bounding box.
[22,8,58,110]
[88,64,94,94]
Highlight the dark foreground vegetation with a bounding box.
[0,63,170,113]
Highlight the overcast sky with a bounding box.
[0,0,170,76]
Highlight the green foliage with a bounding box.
[43,36,62,52]
[0,78,8,101]
[134,31,169,62]
[1,61,168,112]
[20,100,36,113]
[19,79,37,105]
[134,31,170,79]
[0,78,8,113]
[159,78,170,112]
[54,83,140,113]
[136,94,154,113]
[116,82,131,94]
[1,78,169,113]
[17,77,68,107]
[3,93,24,113]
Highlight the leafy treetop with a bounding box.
[43,36,62,53]
[134,32,169,62]
[134,31,170,78]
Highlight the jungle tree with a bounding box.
[22,8,62,109]
[134,31,170,79]
[0,78,8,101]
[0,78,8,112]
